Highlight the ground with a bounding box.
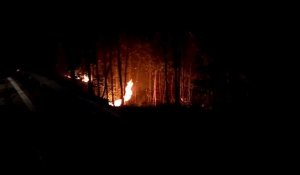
[0,71,260,173]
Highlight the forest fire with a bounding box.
[109,80,133,107]
[64,74,71,79]
[82,74,89,83]
[57,32,218,108]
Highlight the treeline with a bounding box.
[56,32,214,108]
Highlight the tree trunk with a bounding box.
[87,63,93,95]
[148,71,151,103]
[173,33,181,106]
[170,74,174,103]
[117,38,124,105]
[188,63,192,103]
[164,39,170,104]
[124,44,129,99]
[104,70,109,99]
[158,70,162,104]
[135,66,138,104]
[180,66,184,103]
[110,48,114,104]
[153,70,157,106]
[96,58,100,97]
[102,49,109,99]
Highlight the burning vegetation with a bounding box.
[57,32,216,108]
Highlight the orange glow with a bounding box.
[109,79,133,107]
[82,74,89,83]
[112,99,122,107]
[64,74,71,79]
[124,80,133,101]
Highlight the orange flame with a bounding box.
[65,74,71,79]
[82,74,89,83]
[124,80,133,101]
[109,79,133,107]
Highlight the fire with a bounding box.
[109,79,134,107]
[112,99,122,107]
[124,80,133,101]
[82,74,89,83]
[64,74,71,79]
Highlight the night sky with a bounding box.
[3,31,251,71]
[1,12,255,78]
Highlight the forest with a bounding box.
[55,31,248,110]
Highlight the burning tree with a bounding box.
[57,32,214,108]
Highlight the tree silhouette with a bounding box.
[57,31,214,108]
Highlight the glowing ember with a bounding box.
[65,74,71,79]
[112,99,122,107]
[82,74,89,83]
[109,79,134,107]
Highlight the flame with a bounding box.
[124,80,133,101]
[112,99,122,107]
[82,74,89,83]
[64,74,71,79]
[109,79,133,107]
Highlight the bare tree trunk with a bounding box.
[164,42,170,104]
[135,73,137,104]
[148,71,151,103]
[173,33,181,106]
[96,58,100,97]
[159,70,162,104]
[115,73,118,98]
[170,74,174,103]
[102,50,109,99]
[110,48,114,104]
[188,63,192,103]
[174,66,179,105]
[134,63,138,104]
[87,63,93,95]
[153,70,157,106]
[180,66,184,102]
[158,70,161,103]
[124,44,129,100]
[117,39,124,105]
[104,69,109,98]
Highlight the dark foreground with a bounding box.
[1,72,265,173]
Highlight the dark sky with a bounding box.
[1,22,254,76]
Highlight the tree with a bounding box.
[95,43,101,97]
[109,46,114,104]
[162,32,170,104]
[101,46,109,99]
[117,35,124,105]
[124,41,129,103]
[172,32,184,106]
[173,32,182,105]
[58,31,207,107]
